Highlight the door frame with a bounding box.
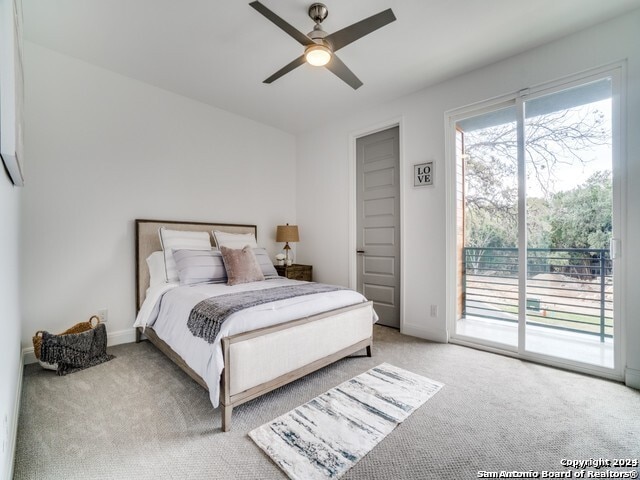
[349,117,405,330]
[444,63,627,382]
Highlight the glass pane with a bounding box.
[524,78,614,367]
[455,105,519,347]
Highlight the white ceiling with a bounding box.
[21,0,640,134]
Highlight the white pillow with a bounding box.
[159,227,212,282]
[173,249,227,286]
[253,248,279,279]
[212,230,258,249]
[146,251,167,288]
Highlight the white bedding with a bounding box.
[134,278,376,408]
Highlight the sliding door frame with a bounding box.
[445,62,626,381]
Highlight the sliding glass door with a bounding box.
[523,78,615,367]
[455,105,519,349]
[450,68,622,375]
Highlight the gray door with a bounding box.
[356,126,400,328]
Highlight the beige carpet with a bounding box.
[14,325,640,479]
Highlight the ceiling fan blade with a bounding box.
[325,54,363,90]
[249,1,315,47]
[264,55,306,84]
[325,9,396,52]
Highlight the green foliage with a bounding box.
[462,104,612,251]
[548,171,612,249]
[465,205,516,249]
[526,197,551,248]
[466,171,612,251]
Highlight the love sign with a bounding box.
[414,162,434,187]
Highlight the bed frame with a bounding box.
[135,219,373,431]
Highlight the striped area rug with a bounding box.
[249,363,443,480]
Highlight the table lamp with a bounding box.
[276,224,299,266]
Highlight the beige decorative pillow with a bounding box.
[220,245,265,286]
[213,230,258,249]
[158,227,212,283]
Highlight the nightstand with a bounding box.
[275,264,313,282]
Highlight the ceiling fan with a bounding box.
[249,1,396,90]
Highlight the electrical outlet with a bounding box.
[430,304,438,317]
[97,309,108,323]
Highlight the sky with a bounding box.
[526,98,612,198]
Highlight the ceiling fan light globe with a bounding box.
[305,44,331,66]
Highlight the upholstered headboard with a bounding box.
[135,219,257,311]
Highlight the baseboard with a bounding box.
[107,327,137,347]
[22,348,37,366]
[22,327,137,365]
[400,322,448,343]
[5,348,24,480]
[625,367,640,390]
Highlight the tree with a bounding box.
[548,171,612,249]
[462,103,611,250]
[464,207,517,274]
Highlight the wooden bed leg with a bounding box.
[135,327,142,343]
[221,404,233,432]
[366,345,372,357]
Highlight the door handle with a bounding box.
[356,249,365,254]
[610,238,620,259]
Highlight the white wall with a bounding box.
[296,10,640,387]
[0,176,22,480]
[21,43,297,351]
[0,0,23,476]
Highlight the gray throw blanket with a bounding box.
[187,283,348,343]
[40,323,115,376]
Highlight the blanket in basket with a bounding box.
[39,323,115,375]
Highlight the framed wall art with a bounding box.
[414,161,434,187]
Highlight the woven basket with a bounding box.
[32,315,100,366]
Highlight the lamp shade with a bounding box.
[276,224,299,243]
[305,44,331,67]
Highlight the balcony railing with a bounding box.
[462,247,613,342]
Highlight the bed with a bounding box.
[134,219,375,431]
